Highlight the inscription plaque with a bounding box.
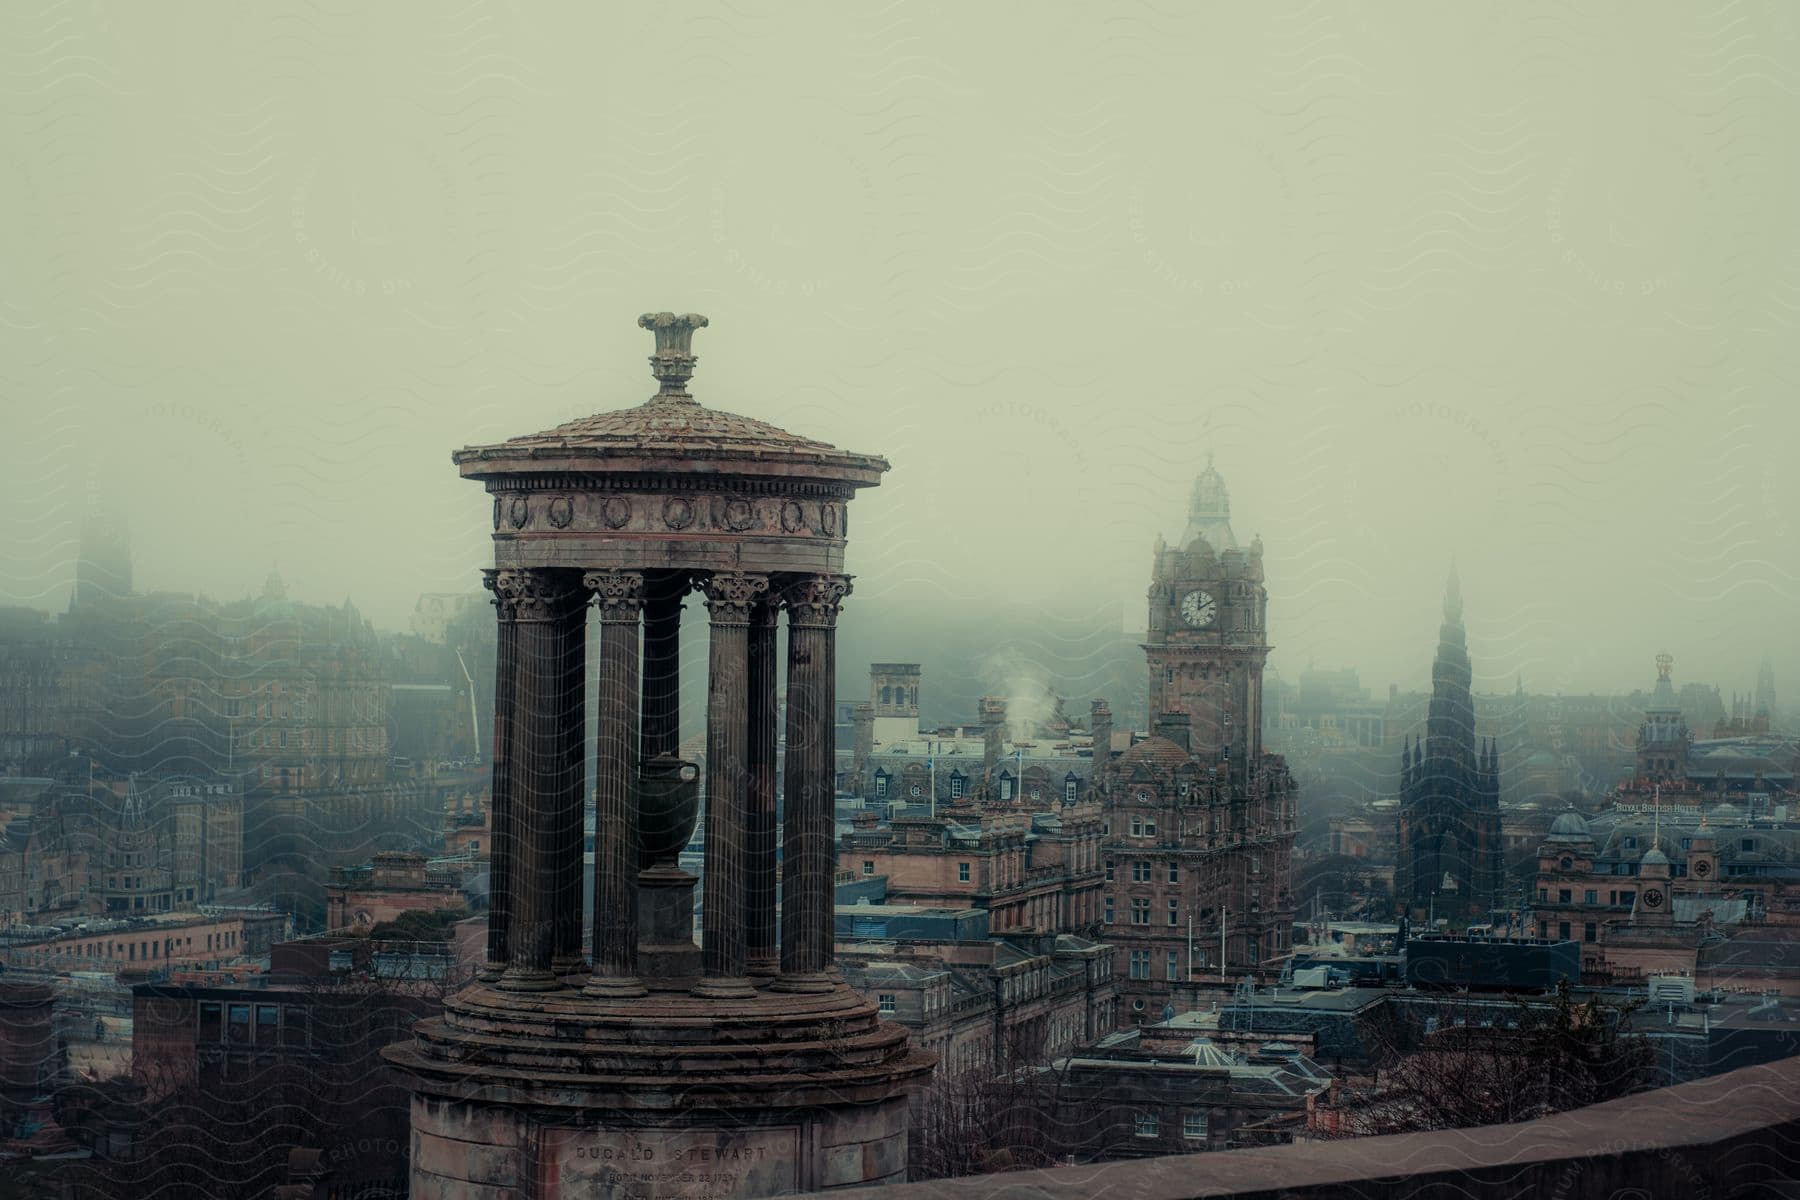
[540,1125,800,1199]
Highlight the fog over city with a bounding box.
[4,4,1797,706]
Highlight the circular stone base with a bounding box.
[385,977,934,1197]
[409,1089,914,1198]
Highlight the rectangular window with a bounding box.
[878,993,896,1015]
[1064,779,1078,802]
[1000,779,1014,801]
[1537,887,1547,901]
[1619,891,1634,907]
[281,1007,307,1050]
[1558,889,1571,904]
[1104,860,1115,883]
[1104,897,1115,924]
[227,1004,251,1044]
[255,1004,279,1044]
[1584,922,1597,942]
[1168,862,1179,884]
[1134,1110,1159,1138]
[862,861,874,876]
[1558,921,1571,941]
[1183,1111,1208,1140]
[1167,950,1179,980]
[198,1001,222,1042]
[875,776,888,798]
[950,776,964,799]
[1130,816,1144,836]
[1168,899,1179,926]
[1132,862,1151,883]
[1145,821,1157,836]
[1584,890,1597,905]
[1131,899,1151,925]
[957,862,971,883]
[1129,950,1151,979]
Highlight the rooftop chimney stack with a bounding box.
[1090,699,1113,766]
[1154,711,1192,752]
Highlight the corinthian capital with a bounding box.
[783,575,852,628]
[490,569,583,623]
[582,570,645,623]
[699,572,770,625]
[482,569,515,622]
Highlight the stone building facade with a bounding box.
[324,850,470,931]
[838,933,1116,1079]
[839,802,1106,935]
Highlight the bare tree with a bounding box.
[908,1023,1095,1180]
[1329,983,1655,1136]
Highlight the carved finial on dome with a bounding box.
[638,311,710,399]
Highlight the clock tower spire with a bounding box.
[1143,459,1270,770]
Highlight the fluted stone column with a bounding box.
[640,571,684,763]
[478,570,517,983]
[695,571,768,998]
[495,568,586,993]
[777,575,849,992]
[585,569,646,997]
[551,599,589,977]
[745,593,781,978]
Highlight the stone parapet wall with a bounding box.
[839,1054,1800,1200]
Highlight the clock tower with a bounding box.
[1143,458,1270,770]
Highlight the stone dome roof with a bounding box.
[452,313,888,484]
[505,393,841,457]
[1640,845,1669,866]
[1708,802,1744,824]
[1116,735,1193,771]
[1547,810,1592,841]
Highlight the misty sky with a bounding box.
[3,3,1796,703]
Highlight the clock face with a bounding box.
[1180,590,1217,627]
[1642,889,1663,909]
[1693,860,1711,878]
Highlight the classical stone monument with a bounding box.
[386,313,932,1198]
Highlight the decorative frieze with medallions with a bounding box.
[487,488,850,541]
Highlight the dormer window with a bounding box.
[949,772,965,800]
[873,770,889,799]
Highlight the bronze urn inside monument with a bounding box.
[637,753,700,868]
[636,751,702,984]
